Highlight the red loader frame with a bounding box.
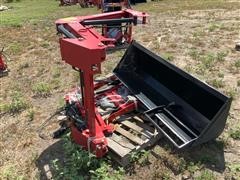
[56,10,147,157]
[0,48,8,77]
[56,9,147,47]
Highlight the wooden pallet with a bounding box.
[107,116,161,166]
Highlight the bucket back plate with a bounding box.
[114,41,232,148]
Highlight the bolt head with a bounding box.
[98,43,104,47]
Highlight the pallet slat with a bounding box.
[107,138,131,157]
[107,116,162,166]
[121,120,153,138]
[134,119,155,133]
[110,133,135,150]
[115,126,144,145]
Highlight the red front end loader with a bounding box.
[55,10,231,165]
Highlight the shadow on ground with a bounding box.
[36,140,65,180]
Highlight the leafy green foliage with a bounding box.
[27,108,35,121]
[226,163,240,179]
[196,170,215,180]
[90,162,125,180]
[229,129,240,140]
[137,150,150,166]
[130,149,150,166]
[51,135,125,179]
[187,161,201,174]
[228,163,240,173]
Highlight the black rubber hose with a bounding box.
[82,18,134,26]
[57,24,76,38]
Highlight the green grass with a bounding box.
[208,79,225,89]
[135,0,240,13]
[0,91,28,114]
[193,29,205,38]
[208,23,220,32]
[50,79,61,90]
[27,108,35,121]
[235,60,240,68]
[218,72,224,78]
[189,49,200,60]
[163,53,174,61]
[197,51,227,71]
[8,42,22,54]
[0,165,25,180]
[40,42,50,49]
[1,0,58,26]
[2,0,240,27]
[0,0,97,27]
[226,88,238,99]
[201,53,215,69]
[52,67,61,78]
[216,51,227,62]
[228,163,240,174]
[32,82,51,97]
[226,163,240,179]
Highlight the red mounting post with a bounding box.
[0,51,8,76]
[56,10,148,157]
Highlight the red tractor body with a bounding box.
[0,49,8,77]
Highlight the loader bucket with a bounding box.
[113,41,232,148]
